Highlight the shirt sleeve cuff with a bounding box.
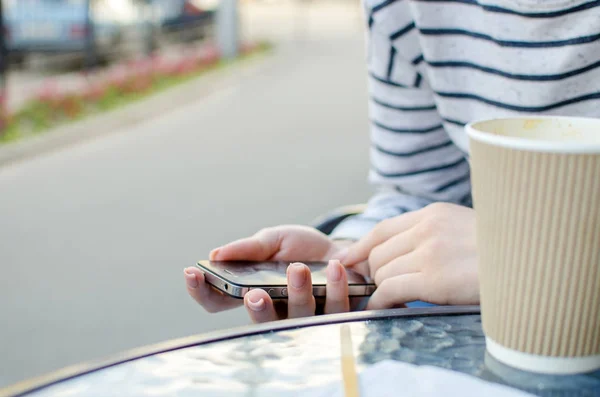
[329,216,378,241]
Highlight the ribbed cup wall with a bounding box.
[470,139,600,357]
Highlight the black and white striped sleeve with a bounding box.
[330,0,471,241]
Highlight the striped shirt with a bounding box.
[331,0,600,240]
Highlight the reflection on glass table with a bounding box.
[4,307,600,397]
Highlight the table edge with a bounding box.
[1,305,480,397]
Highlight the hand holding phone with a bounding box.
[186,259,370,323]
[184,225,368,323]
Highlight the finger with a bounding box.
[342,211,422,266]
[366,273,425,310]
[184,267,242,313]
[210,228,280,261]
[325,260,350,314]
[345,259,370,278]
[372,250,422,286]
[244,289,279,323]
[287,263,316,318]
[367,231,415,278]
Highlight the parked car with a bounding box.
[5,0,123,65]
[153,0,218,43]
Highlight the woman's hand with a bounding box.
[339,203,479,309]
[184,225,354,322]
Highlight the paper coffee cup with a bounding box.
[467,116,600,375]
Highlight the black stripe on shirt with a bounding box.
[442,117,466,126]
[436,91,600,112]
[368,0,399,30]
[414,0,600,18]
[390,22,416,40]
[434,172,471,193]
[372,0,399,13]
[373,120,444,133]
[414,73,423,88]
[412,54,425,65]
[372,156,468,177]
[387,46,397,79]
[420,28,600,48]
[439,119,470,155]
[372,97,437,111]
[370,72,408,88]
[428,58,600,81]
[373,139,454,157]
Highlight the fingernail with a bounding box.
[327,260,342,282]
[184,268,199,289]
[247,297,265,312]
[335,248,348,263]
[289,263,307,288]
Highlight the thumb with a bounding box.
[210,228,281,261]
[366,273,425,310]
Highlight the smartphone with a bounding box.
[196,260,376,299]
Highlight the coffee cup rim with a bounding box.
[466,115,600,154]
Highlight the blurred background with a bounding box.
[0,0,371,388]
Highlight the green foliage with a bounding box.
[0,42,273,145]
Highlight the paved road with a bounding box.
[0,0,371,388]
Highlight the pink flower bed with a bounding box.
[34,44,224,117]
[0,41,269,140]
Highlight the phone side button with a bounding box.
[267,289,275,297]
[281,288,288,297]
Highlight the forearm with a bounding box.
[331,13,471,241]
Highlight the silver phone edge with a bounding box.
[202,270,375,299]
